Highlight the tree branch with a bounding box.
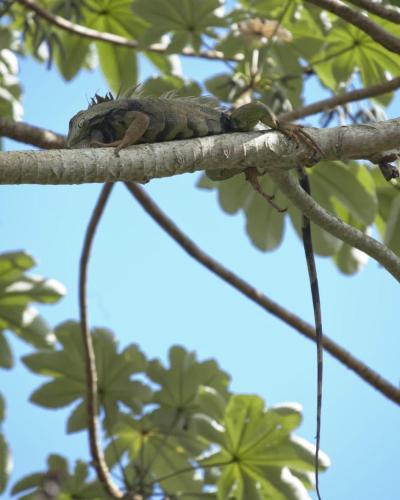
[2,118,400,184]
[125,182,400,406]
[16,0,239,62]
[79,182,123,498]
[305,0,400,55]
[0,116,65,149]
[279,76,400,122]
[267,167,400,282]
[346,0,400,24]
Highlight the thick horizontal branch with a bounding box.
[126,182,400,406]
[16,0,238,62]
[2,118,400,185]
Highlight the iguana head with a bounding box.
[66,92,115,148]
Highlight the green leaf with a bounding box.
[202,395,329,499]
[0,331,13,369]
[147,345,230,415]
[369,168,400,256]
[83,0,146,92]
[113,414,204,494]
[96,40,138,94]
[53,32,90,81]
[0,305,55,349]
[140,74,202,97]
[0,433,11,494]
[30,379,84,408]
[0,251,35,283]
[85,0,148,39]
[244,177,285,251]
[11,473,44,495]
[384,195,400,255]
[67,401,87,434]
[310,161,377,226]
[23,321,152,432]
[0,251,64,350]
[11,455,105,498]
[133,0,226,49]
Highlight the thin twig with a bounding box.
[279,76,400,122]
[346,0,400,24]
[16,0,239,62]
[79,182,123,498]
[125,182,400,406]
[305,0,400,55]
[150,460,233,486]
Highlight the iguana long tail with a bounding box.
[296,166,323,500]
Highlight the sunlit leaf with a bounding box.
[0,251,64,351]
[23,321,152,432]
[0,433,11,494]
[202,395,329,500]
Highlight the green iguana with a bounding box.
[67,92,325,498]
[66,93,318,177]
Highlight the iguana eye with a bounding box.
[78,118,86,129]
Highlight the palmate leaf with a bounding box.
[133,0,226,50]
[147,345,230,422]
[11,454,106,499]
[0,251,65,366]
[313,19,400,101]
[109,414,204,495]
[198,160,378,272]
[201,395,329,500]
[82,0,145,92]
[22,321,152,432]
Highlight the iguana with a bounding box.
[67,92,325,497]
[66,93,318,171]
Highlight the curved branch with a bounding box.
[279,76,400,122]
[306,0,400,55]
[16,0,238,62]
[268,167,400,282]
[125,182,400,406]
[0,116,65,149]
[346,0,400,24]
[79,182,123,498]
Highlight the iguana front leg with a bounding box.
[90,111,150,156]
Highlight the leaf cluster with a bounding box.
[18,331,330,499]
[0,254,329,499]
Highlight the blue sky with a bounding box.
[0,49,399,499]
